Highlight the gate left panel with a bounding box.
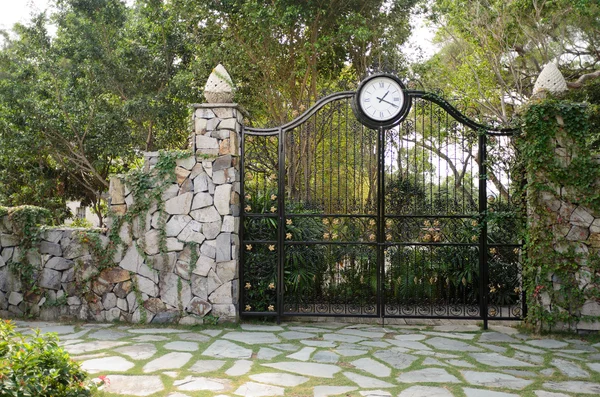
[240,132,280,317]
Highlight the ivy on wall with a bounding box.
[2,206,50,302]
[519,97,600,331]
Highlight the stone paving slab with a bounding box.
[398,385,454,397]
[14,320,600,397]
[102,375,165,396]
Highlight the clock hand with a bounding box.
[376,97,399,108]
[378,91,389,103]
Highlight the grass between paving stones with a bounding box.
[14,319,600,397]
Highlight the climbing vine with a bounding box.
[518,97,600,331]
[4,206,50,299]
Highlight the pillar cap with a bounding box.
[533,63,568,96]
[204,64,235,103]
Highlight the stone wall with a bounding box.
[0,72,243,324]
[529,128,600,331]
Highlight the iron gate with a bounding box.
[240,88,525,328]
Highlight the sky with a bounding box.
[0,0,51,31]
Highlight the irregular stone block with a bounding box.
[191,275,208,300]
[214,184,232,215]
[201,240,217,259]
[176,156,196,171]
[109,177,126,205]
[0,234,19,247]
[166,215,192,237]
[202,221,221,240]
[186,297,212,316]
[152,310,180,324]
[165,192,193,215]
[571,206,595,228]
[166,238,185,251]
[114,280,133,299]
[143,297,166,313]
[221,216,237,233]
[193,255,216,277]
[136,275,159,297]
[216,260,237,283]
[209,281,232,304]
[216,233,231,262]
[46,257,74,271]
[40,241,62,256]
[8,291,23,306]
[219,118,238,131]
[565,225,590,241]
[192,192,213,210]
[195,117,208,134]
[213,155,232,172]
[196,135,219,149]
[207,268,222,296]
[99,268,131,284]
[39,268,62,290]
[191,206,221,223]
[178,229,205,245]
[193,173,210,193]
[160,272,192,309]
[162,184,180,201]
[102,292,117,310]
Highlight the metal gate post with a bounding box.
[377,126,386,320]
[277,127,285,324]
[478,131,489,330]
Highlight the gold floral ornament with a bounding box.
[333,218,340,225]
[286,219,293,225]
[322,218,330,225]
[323,233,330,240]
[489,284,497,293]
[489,248,497,255]
[369,219,376,226]
[244,282,251,289]
[245,194,251,200]
[386,234,392,241]
[462,276,467,286]
[433,220,440,227]
[245,205,252,212]
[514,287,521,293]
[271,194,277,200]
[513,248,520,255]
[245,244,253,251]
[369,234,376,241]
[332,233,339,239]
[268,245,275,251]
[471,235,478,242]
[268,305,275,311]
[286,233,292,240]
[270,206,277,213]
[245,305,252,311]
[471,220,478,227]
[268,282,275,290]
[245,173,253,180]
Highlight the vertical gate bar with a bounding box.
[277,127,285,324]
[378,126,385,319]
[478,131,489,330]
[239,129,246,317]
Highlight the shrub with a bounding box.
[0,320,97,397]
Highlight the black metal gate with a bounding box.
[240,88,524,327]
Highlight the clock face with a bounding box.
[358,76,405,122]
[352,74,410,129]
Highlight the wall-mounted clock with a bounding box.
[352,73,411,129]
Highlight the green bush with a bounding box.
[0,320,97,397]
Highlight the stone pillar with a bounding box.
[190,64,242,320]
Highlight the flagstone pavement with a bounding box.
[10,319,600,397]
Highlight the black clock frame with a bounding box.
[351,73,412,129]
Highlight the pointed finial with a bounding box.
[204,64,235,103]
[533,63,568,96]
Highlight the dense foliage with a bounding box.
[0,320,96,396]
